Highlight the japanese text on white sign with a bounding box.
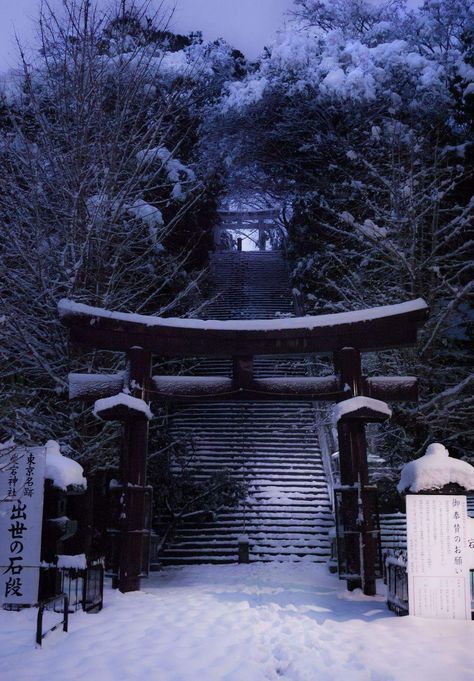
[406,494,471,620]
[0,445,46,605]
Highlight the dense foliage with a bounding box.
[207,0,473,470]
[0,1,244,464]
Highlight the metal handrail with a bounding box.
[315,409,337,513]
[36,593,69,646]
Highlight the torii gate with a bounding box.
[58,298,428,595]
[214,209,282,251]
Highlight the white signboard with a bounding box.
[406,494,471,620]
[0,445,46,605]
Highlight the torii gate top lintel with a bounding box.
[58,298,428,356]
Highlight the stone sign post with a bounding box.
[0,444,46,606]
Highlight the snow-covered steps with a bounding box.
[379,513,407,552]
[154,401,334,566]
[187,354,317,378]
[201,251,295,320]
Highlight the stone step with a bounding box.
[170,528,331,538]
[173,461,324,469]
[196,517,333,526]
[159,546,330,559]
[161,536,331,550]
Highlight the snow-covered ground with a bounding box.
[0,564,471,681]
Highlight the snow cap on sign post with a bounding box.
[397,443,474,494]
[44,440,87,491]
[93,392,153,422]
[333,396,392,424]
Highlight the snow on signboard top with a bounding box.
[93,393,153,420]
[56,554,87,570]
[333,396,392,422]
[44,440,87,490]
[58,298,427,332]
[397,443,474,493]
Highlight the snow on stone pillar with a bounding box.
[40,441,88,601]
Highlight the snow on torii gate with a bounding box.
[58,297,428,595]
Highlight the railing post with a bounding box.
[258,224,266,251]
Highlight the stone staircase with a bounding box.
[152,240,473,567]
[379,513,408,552]
[189,354,317,379]
[202,250,295,320]
[156,401,333,565]
[152,244,334,566]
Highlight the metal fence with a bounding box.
[383,551,474,619]
[35,563,104,645]
[383,551,409,616]
[39,562,104,613]
[36,593,69,646]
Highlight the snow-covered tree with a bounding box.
[207,0,474,464]
[0,0,238,462]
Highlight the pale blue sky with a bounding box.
[0,0,294,70]
[0,0,423,71]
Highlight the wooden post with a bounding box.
[360,484,378,597]
[336,421,361,590]
[232,356,254,391]
[333,348,379,594]
[334,347,362,396]
[117,347,152,593]
[238,536,250,563]
[351,422,377,596]
[334,348,361,589]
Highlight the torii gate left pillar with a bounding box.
[334,348,389,596]
[115,348,152,593]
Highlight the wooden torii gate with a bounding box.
[214,209,282,251]
[58,298,428,595]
